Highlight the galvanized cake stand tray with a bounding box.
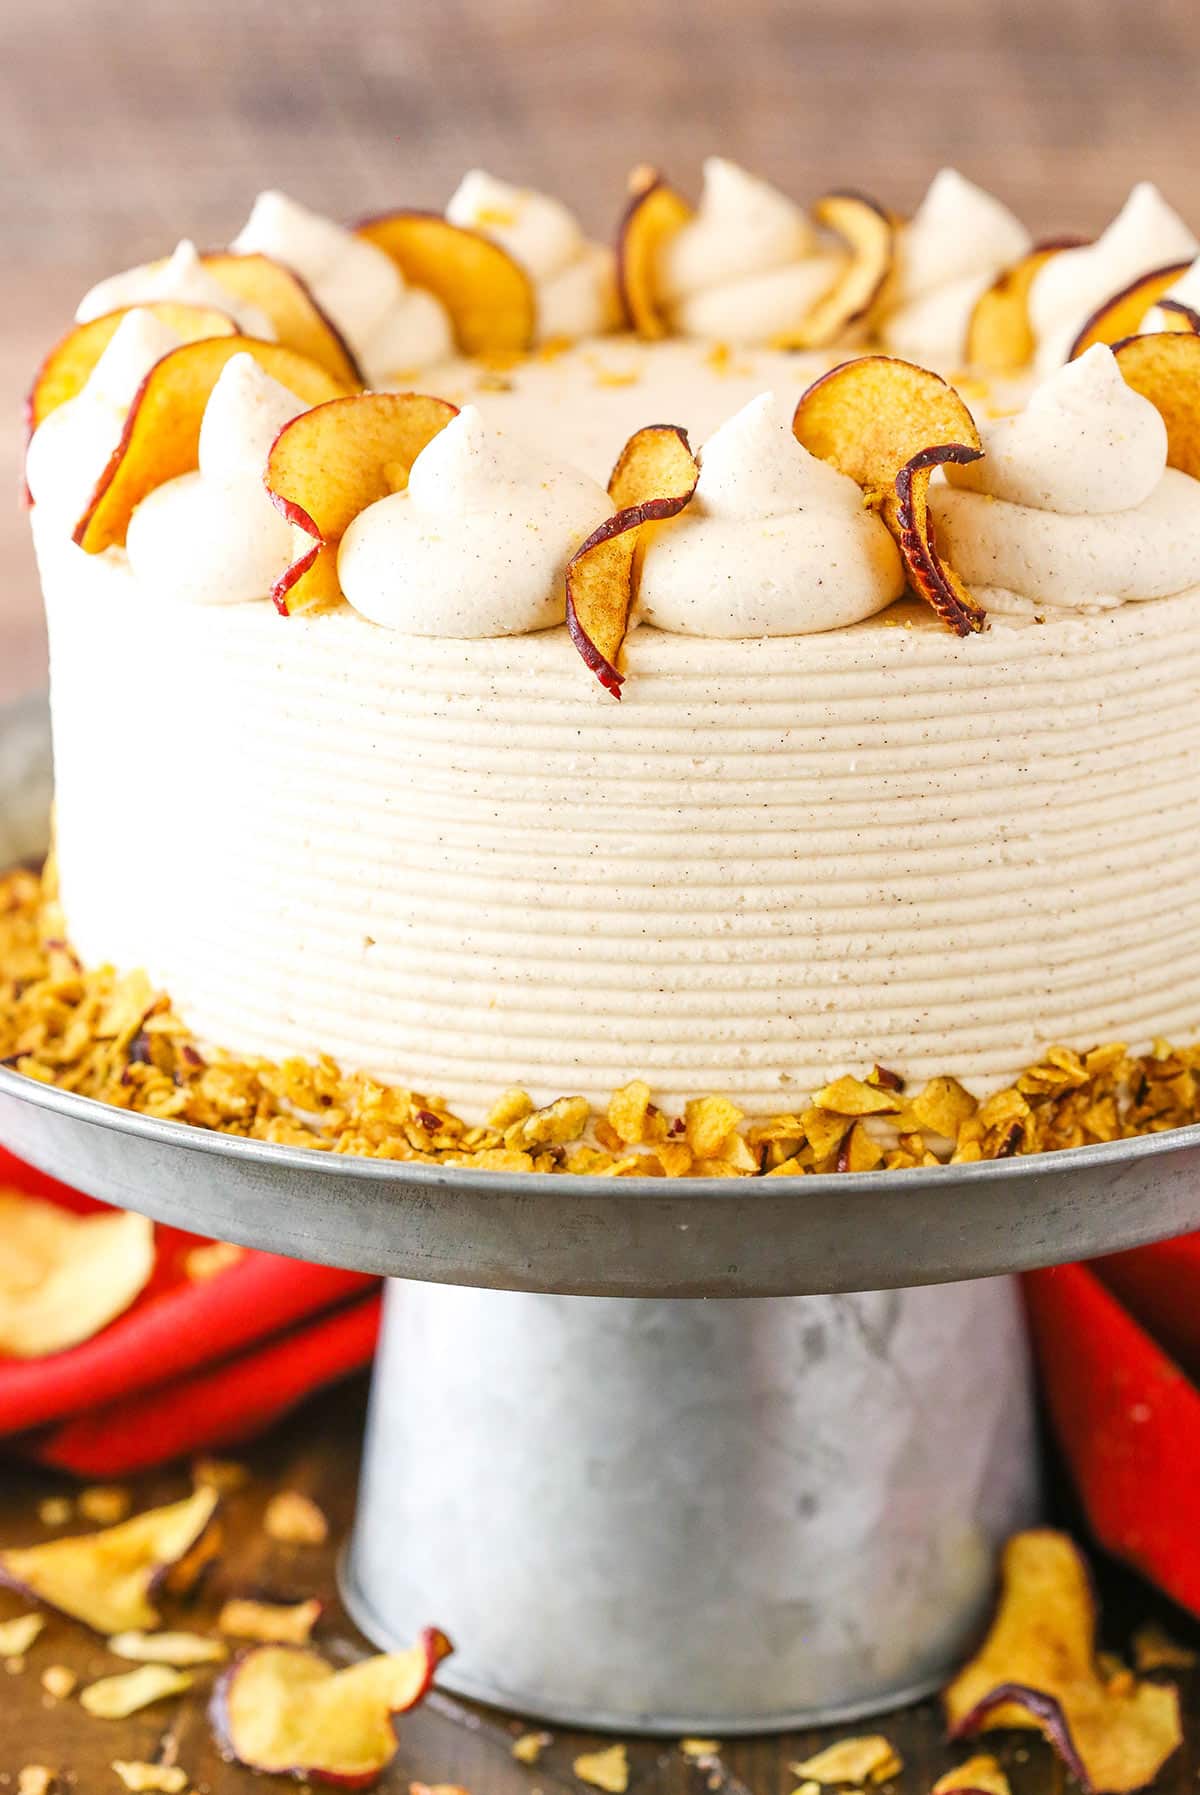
[3,690,1199,1733]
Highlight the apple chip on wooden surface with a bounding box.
[931,1754,1012,1795]
[793,356,985,635]
[1113,331,1200,479]
[266,391,458,615]
[616,167,693,340]
[80,1663,193,1719]
[965,240,1085,374]
[211,1627,452,1787]
[0,1192,154,1359]
[74,336,349,553]
[357,212,536,355]
[566,422,699,695]
[943,1530,1183,1795]
[0,1487,220,1634]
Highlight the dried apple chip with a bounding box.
[80,1664,193,1719]
[200,252,364,387]
[943,1530,1183,1794]
[1113,332,1200,480]
[210,1627,452,1787]
[566,422,699,695]
[930,1755,1012,1795]
[790,192,895,349]
[1068,262,1194,361]
[27,303,237,433]
[790,1736,902,1785]
[74,336,349,553]
[0,1487,219,1634]
[108,1628,227,1665]
[616,166,693,339]
[792,356,985,634]
[265,391,458,614]
[217,1595,322,1645]
[0,1193,154,1359]
[965,240,1086,375]
[573,1745,629,1793]
[356,212,535,355]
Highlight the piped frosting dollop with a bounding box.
[232,191,454,382]
[636,392,905,635]
[25,308,183,535]
[446,170,614,342]
[1029,183,1198,372]
[76,240,274,338]
[931,344,1200,612]
[124,352,307,605]
[337,405,614,635]
[882,169,1031,368]
[653,159,842,345]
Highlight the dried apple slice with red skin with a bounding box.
[0,1487,220,1635]
[73,336,350,554]
[943,1529,1183,1795]
[356,212,535,356]
[615,167,693,340]
[966,238,1087,374]
[566,422,699,696]
[1113,331,1200,480]
[787,191,895,350]
[1156,297,1200,333]
[27,302,237,436]
[1068,261,1194,360]
[0,1194,154,1358]
[210,1626,452,1788]
[792,355,984,634]
[265,391,458,615]
[200,252,364,387]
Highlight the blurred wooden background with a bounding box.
[5,0,1200,700]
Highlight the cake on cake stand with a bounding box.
[3,690,1198,1732]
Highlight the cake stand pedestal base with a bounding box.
[341,1274,1039,1733]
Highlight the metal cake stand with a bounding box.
[3,689,1199,1732]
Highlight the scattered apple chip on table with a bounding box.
[511,1730,553,1765]
[965,240,1086,374]
[616,166,693,339]
[111,1765,189,1795]
[210,1627,452,1787]
[199,251,364,386]
[0,1611,46,1657]
[1067,262,1194,360]
[26,303,237,432]
[787,191,895,350]
[792,355,985,635]
[573,1743,629,1793]
[263,1487,330,1545]
[0,1486,220,1633]
[80,1662,193,1720]
[943,1529,1183,1794]
[217,1594,322,1645]
[74,335,350,553]
[266,391,458,614]
[790,1735,902,1785]
[356,213,536,355]
[1113,331,1200,480]
[566,421,700,695]
[0,1194,154,1359]
[108,1627,227,1665]
[930,1754,1012,1795]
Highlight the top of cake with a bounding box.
[23,160,1200,695]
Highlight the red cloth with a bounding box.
[0,1147,380,1472]
[1025,1253,1200,1617]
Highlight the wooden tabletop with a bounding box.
[7,0,1200,704]
[0,1377,1197,1792]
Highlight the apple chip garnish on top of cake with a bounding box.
[790,191,896,350]
[356,212,536,356]
[965,240,1086,375]
[27,303,237,436]
[196,252,366,387]
[265,391,459,614]
[1112,329,1200,477]
[73,336,351,553]
[615,167,694,340]
[566,422,700,696]
[792,354,986,634]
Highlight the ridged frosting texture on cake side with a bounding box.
[38,524,1200,1117]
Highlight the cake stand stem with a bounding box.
[344,1275,1038,1733]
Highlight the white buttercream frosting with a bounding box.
[446,169,614,342]
[883,169,1031,368]
[934,344,1200,612]
[75,240,274,338]
[637,392,904,635]
[232,190,454,382]
[1029,182,1198,371]
[654,158,842,345]
[25,308,184,535]
[1143,255,1200,333]
[124,353,306,605]
[337,405,613,635]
